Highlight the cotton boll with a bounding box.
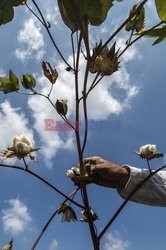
[12,136,20,148]
[140,144,157,156]
[19,134,32,147]
[14,141,31,155]
[66,168,75,178]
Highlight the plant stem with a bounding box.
[23,158,28,170]
[147,158,152,174]
[118,21,163,58]
[97,0,149,55]
[98,164,166,240]
[31,188,79,249]
[74,33,99,249]
[26,3,45,26]
[71,32,76,71]
[0,164,84,209]
[70,0,91,59]
[31,0,73,70]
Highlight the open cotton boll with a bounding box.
[19,134,32,146]
[14,141,31,155]
[139,144,157,156]
[1,134,40,161]
[135,144,163,160]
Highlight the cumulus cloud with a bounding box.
[2,198,32,235]
[49,239,58,250]
[0,101,34,153]
[27,37,140,165]
[28,75,75,168]
[45,4,60,26]
[15,17,45,61]
[104,232,130,250]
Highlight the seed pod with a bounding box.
[2,239,13,250]
[21,73,36,89]
[135,7,145,33]
[58,204,77,222]
[41,61,58,84]
[90,43,119,76]
[55,99,68,116]
[125,4,145,33]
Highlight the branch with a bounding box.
[98,165,166,240]
[74,33,99,249]
[69,0,90,59]
[118,21,163,58]
[30,0,73,70]
[31,188,79,249]
[81,61,90,153]
[0,163,84,209]
[97,0,149,55]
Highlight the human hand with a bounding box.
[83,156,130,189]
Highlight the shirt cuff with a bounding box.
[117,165,166,207]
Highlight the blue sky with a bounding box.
[0,0,166,249]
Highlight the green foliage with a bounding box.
[155,0,166,22]
[139,25,166,45]
[21,73,36,89]
[0,0,26,26]
[58,0,114,31]
[0,70,19,94]
[2,239,13,250]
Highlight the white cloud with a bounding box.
[2,198,32,235]
[49,239,58,250]
[104,232,130,250]
[28,75,75,168]
[27,38,140,165]
[0,101,34,155]
[45,5,60,26]
[15,17,45,61]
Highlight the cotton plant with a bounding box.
[0,134,40,163]
[0,0,166,249]
[135,144,164,173]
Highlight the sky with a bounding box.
[0,0,166,249]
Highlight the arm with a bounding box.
[84,156,166,207]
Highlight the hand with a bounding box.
[83,156,130,189]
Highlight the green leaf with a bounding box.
[138,26,166,45]
[3,83,18,94]
[58,0,113,31]
[0,0,26,26]
[9,70,19,89]
[155,0,166,22]
[0,7,14,25]
[87,0,113,26]
[58,0,78,32]
[0,77,12,84]
[0,70,19,94]
[0,85,7,91]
